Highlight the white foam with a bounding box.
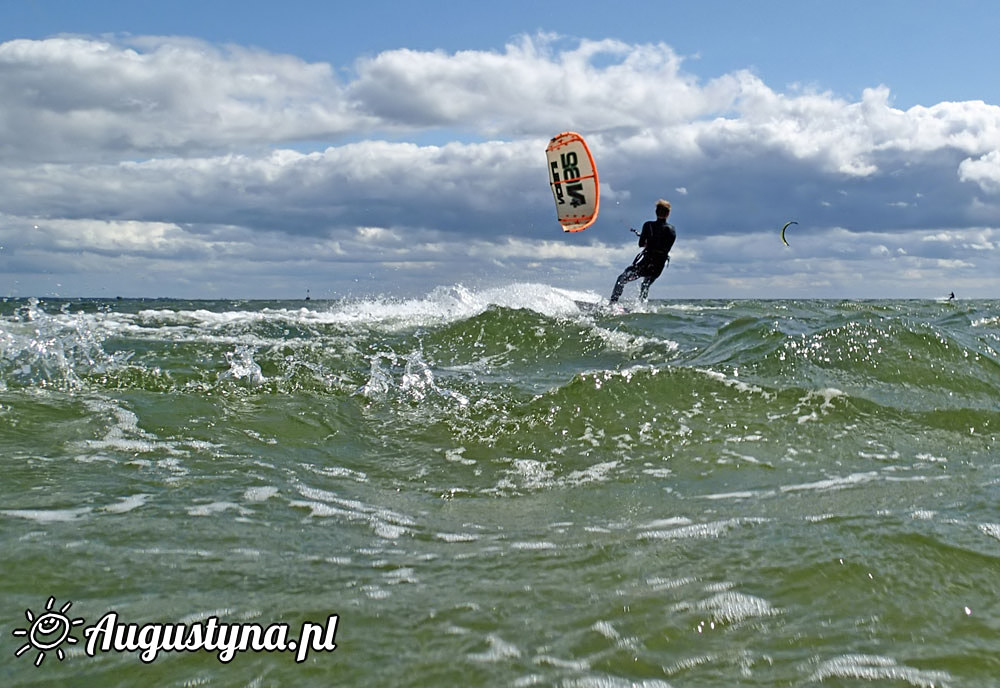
[561,676,672,688]
[511,541,557,550]
[75,398,191,459]
[436,532,479,543]
[361,585,390,600]
[700,491,759,501]
[810,654,951,687]
[374,522,406,539]
[0,300,127,390]
[329,283,601,331]
[187,501,249,517]
[639,518,759,541]
[289,500,353,519]
[292,483,415,539]
[642,517,693,529]
[646,576,698,591]
[781,471,880,493]
[534,654,591,671]
[696,367,774,399]
[979,523,1000,542]
[505,459,556,489]
[307,465,369,482]
[566,460,620,485]
[468,633,521,663]
[444,447,476,465]
[697,591,781,624]
[591,620,621,640]
[794,388,846,424]
[221,344,265,385]
[664,303,733,312]
[100,494,150,514]
[243,486,279,502]
[590,325,679,355]
[1,507,91,522]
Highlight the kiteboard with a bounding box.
[574,300,630,315]
[546,132,600,232]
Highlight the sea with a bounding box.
[1,283,998,687]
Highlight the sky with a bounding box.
[2,0,1000,300]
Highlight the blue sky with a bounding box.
[2,1,1000,299]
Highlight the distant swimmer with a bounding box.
[609,199,676,304]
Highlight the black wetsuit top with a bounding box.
[634,219,676,277]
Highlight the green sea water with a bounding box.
[2,284,999,686]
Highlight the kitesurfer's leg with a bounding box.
[639,277,656,301]
[610,266,640,303]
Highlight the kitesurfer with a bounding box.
[609,199,676,304]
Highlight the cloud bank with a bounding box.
[1,34,998,298]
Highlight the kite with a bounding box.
[781,221,798,246]
[546,132,600,232]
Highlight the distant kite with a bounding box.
[546,132,600,232]
[781,221,798,246]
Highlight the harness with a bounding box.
[628,221,673,272]
[632,250,670,268]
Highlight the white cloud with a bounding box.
[2,33,999,298]
[0,36,362,161]
[958,150,1000,193]
[347,36,750,137]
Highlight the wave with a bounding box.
[2,289,999,423]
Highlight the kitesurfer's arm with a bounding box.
[638,221,652,248]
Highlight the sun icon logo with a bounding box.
[12,597,85,667]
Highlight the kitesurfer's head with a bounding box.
[655,199,671,218]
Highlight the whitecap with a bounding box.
[187,501,250,517]
[436,532,479,543]
[328,283,597,331]
[243,486,279,502]
[1,507,91,522]
[781,471,880,493]
[697,591,781,624]
[978,523,1000,542]
[640,517,766,541]
[511,541,558,550]
[100,494,150,513]
[468,633,521,663]
[810,653,951,687]
[562,676,673,687]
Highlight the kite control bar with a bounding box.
[629,227,640,236]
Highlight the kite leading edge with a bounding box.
[781,220,798,246]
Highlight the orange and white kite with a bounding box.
[545,132,600,232]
